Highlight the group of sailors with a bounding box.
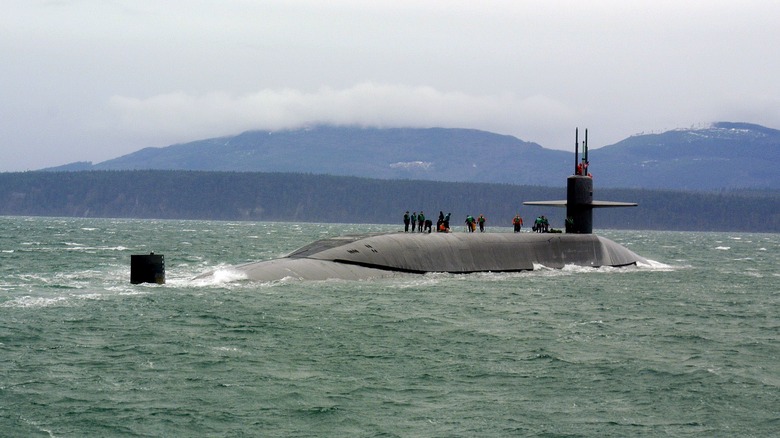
[532,216,550,233]
[402,211,537,233]
[403,211,447,233]
[464,214,486,232]
[405,211,477,233]
[403,211,558,233]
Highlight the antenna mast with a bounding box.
[574,128,579,175]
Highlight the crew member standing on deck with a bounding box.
[465,215,475,232]
[411,212,417,232]
[513,214,523,232]
[403,211,410,232]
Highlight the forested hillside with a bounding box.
[2,171,778,232]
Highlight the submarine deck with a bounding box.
[222,231,647,282]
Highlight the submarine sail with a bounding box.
[524,128,637,234]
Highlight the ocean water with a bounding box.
[1,216,777,437]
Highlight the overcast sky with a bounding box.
[2,0,778,171]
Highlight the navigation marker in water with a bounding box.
[131,252,165,284]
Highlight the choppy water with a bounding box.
[1,216,778,437]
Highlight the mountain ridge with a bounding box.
[42,123,780,190]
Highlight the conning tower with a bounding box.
[525,128,637,234]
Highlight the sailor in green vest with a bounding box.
[465,215,475,232]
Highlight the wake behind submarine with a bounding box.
[198,129,648,282]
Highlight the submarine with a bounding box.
[197,128,647,282]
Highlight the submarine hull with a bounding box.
[198,232,647,282]
[196,129,648,283]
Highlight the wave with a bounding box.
[1,295,70,308]
[636,259,677,271]
[187,266,248,287]
[185,258,684,288]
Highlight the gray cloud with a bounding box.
[2,0,779,170]
[106,84,578,145]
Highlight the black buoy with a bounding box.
[131,252,165,284]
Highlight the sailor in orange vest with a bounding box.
[512,214,523,232]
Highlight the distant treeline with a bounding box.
[1,170,778,232]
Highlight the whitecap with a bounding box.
[560,264,595,272]
[1,295,69,308]
[111,287,151,296]
[389,274,444,288]
[637,259,676,270]
[189,267,248,286]
[72,293,105,300]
